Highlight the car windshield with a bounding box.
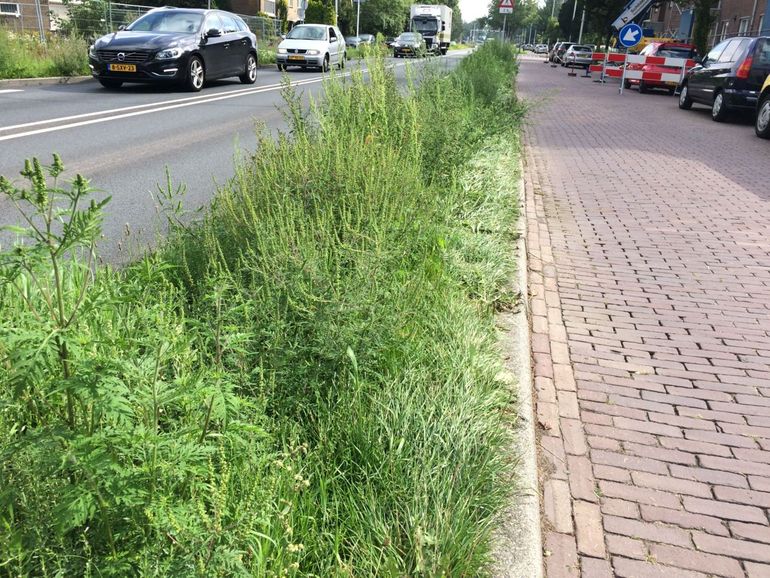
[398,33,419,41]
[572,45,592,52]
[287,26,326,40]
[658,47,694,59]
[127,11,203,33]
[412,18,437,35]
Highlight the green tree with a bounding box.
[305,0,335,25]
[679,0,719,55]
[277,0,288,32]
[358,0,410,36]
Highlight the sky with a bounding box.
[459,0,489,23]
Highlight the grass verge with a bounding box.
[0,29,88,79]
[0,43,523,576]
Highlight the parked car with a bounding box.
[392,32,427,58]
[534,43,549,54]
[624,41,697,94]
[276,24,346,72]
[678,36,770,121]
[345,35,362,48]
[549,41,574,63]
[88,7,257,91]
[358,33,375,45]
[563,44,593,68]
[756,73,770,138]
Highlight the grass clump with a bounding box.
[0,28,89,79]
[0,42,523,576]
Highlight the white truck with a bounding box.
[410,4,452,55]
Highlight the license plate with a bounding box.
[288,55,304,61]
[108,63,136,72]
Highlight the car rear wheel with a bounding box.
[277,63,285,71]
[678,83,692,110]
[711,90,728,122]
[322,54,330,72]
[99,78,123,89]
[186,56,204,92]
[756,93,770,139]
[240,53,257,84]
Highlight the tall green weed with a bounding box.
[0,43,523,576]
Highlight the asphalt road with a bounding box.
[0,52,467,261]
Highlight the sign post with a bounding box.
[499,0,513,14]
[617,22,642,94]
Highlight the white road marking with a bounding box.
[0,58,427,143]
[0,89,23,94]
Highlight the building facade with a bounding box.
[646,0,770,46]
[0,0,51,34]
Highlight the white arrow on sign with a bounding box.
[622,28,640,43]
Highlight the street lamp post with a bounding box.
[356,0,361,36]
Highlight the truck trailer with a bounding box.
[410,4,452,55]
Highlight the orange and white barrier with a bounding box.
[586,52,696,92]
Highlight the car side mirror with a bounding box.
[206,28,222,38]
[118,24,126,31]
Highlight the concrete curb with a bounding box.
[493,154,544,578]
[0,76,93,89]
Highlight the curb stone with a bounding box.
[493,153,544,578]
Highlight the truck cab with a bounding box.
[410,4,452,55]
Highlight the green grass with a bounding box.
[0,28,89,79]
[0,43,523,576]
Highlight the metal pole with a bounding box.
[335,0,338,26]
[356,0,360,36]
[33,0,45,43]
[578,7,585,43]
[569,0,577,41]
[503,15,506,41]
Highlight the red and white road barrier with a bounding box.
[587,52,696,93]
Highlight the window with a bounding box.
[758,14,765,35]
[705,39,729,63]
[218,13,239,34]
[0,3,20,16]
[718,38,749,63]
[755,38,770,67]
[738,17,750,36]
[720,20,729,42]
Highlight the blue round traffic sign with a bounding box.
[618,23,643,48]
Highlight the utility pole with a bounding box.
[335,0,338,26]
[356,0,360,36]
[578,7,586,43]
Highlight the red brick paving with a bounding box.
[518,55,770,577]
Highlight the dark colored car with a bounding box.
[393,32,427,58]
[345,35,362,48]
[678,36,770,121]
[88,7,257,91]
[625,41,697,94]
[358,34,375,45]
[385,37,397,49]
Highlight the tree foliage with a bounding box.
[677,0,719,55]
[304,0,335,25]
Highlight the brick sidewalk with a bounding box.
[518,56,770,578]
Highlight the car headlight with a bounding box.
[89,44,96,57]
[306,49,320,55]
[277,48,287,54]
[156,47,182,60]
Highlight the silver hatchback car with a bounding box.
[276,24,346,72]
